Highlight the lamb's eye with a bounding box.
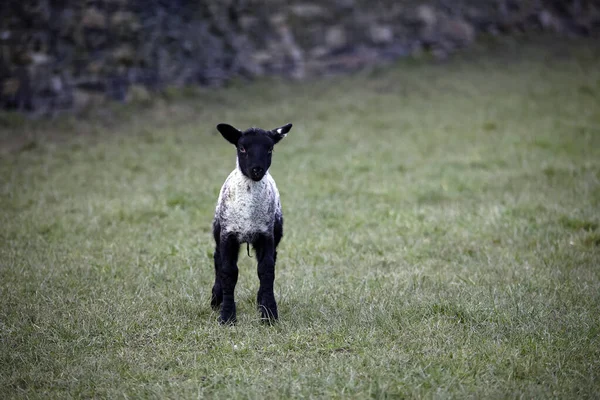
[268,148,273,153]
[239,146,246,153]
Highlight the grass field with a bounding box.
[1,37,599,398]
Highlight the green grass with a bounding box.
[1,37,600,398]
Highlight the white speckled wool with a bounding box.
[215,163,281,243]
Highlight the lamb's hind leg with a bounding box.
[211,246,223,310]
[255,233,278,322]
[211,222,222,310]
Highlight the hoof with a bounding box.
[258,302,278,323]
[218,316,237,325]
[219,303,236,325]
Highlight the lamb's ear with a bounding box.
[217,123,242,145]
[270,123,292,144]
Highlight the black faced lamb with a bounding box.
[211,122,292,324]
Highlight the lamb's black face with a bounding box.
[237,133,274,181]
[216,123,293,182]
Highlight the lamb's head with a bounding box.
[217,122,293,181]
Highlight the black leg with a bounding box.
[219,234,240,324]
[211,247,223,310]
[254,233,278,322]
[211,221,222,310]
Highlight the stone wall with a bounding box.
[1,0,599,114]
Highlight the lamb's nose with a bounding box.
[251,167,264,176]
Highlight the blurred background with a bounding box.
[2,0,599,115]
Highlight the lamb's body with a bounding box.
[214,167,282,244]
[211,122,292,324]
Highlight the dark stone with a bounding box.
[1,0,598,114]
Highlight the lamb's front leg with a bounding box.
[219,235,239,324]
[255,234,278,322]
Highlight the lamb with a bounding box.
[211,122,293,324]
